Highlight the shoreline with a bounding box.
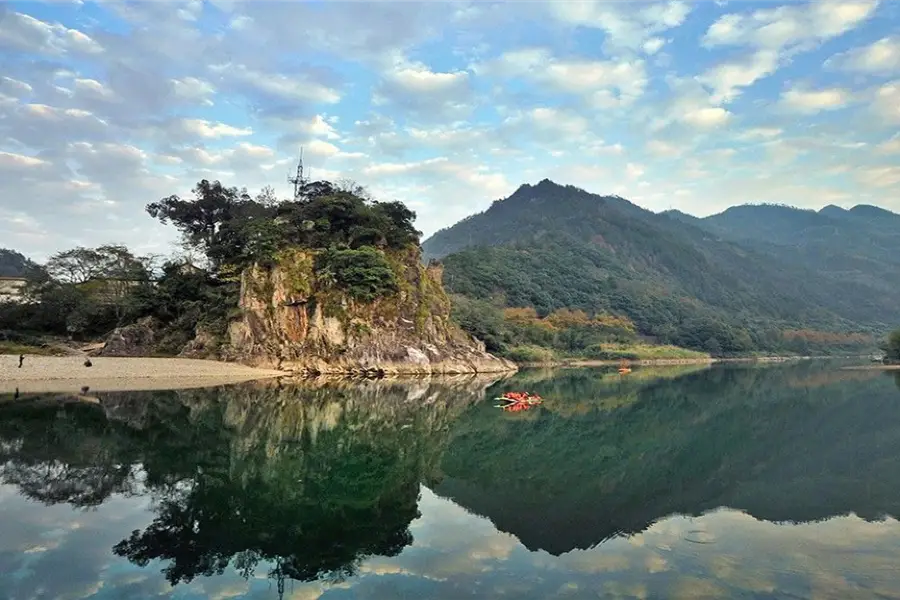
[2,353,870,394]
[0,356,284,393]
[514,355,822,368]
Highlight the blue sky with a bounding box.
[0,1,898,259]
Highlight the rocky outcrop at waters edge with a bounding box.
[224,248,516,375]
[92,246,515,375]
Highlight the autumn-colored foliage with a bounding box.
[782,329,872,346]
[502,306,637,335]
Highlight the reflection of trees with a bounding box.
[0,400,145,506]
[438,362,900,555]
[113,435,420,585]
[0,377,493,590]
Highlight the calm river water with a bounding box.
[2,362,900,599]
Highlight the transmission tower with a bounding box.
[287,147,310,200]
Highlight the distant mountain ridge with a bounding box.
[422,180,899,355]
[662,201,900,295]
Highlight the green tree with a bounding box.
[146,180,254,262]
[45,245,150,284]
[883,329,900,362]
[315,246,399,302]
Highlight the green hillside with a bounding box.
[670,203,900,294]
[422,180,896,356]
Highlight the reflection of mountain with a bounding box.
[436,363,900,555]
[0,376,496,589]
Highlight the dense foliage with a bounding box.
[148,179,419,270]
[315,246,399,302]
[425,179,892,356]
[451,296,705,361]
[667,202,900,296]
[0,245,156,339]
[883,328,900,363]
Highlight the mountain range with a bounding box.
[422,179,899,355]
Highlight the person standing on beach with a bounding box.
[18,354,24,368]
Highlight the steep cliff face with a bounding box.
[224,246,516,375]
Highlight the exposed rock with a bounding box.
[179,326,221,359]
[224,246,517,375]
[94,316,158,357]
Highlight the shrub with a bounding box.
[505,345,556,363]
[315,246,399,303]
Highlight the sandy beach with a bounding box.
[0,355,285,393]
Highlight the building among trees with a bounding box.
[0,276,30,304]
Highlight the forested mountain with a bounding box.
[664,203,900,295]
[422,179,897,355]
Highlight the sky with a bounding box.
[1,0,899,260]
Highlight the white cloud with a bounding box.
[304,139,341,159]
[211,63,341,105]
[363,157,450,178]
[178,118,252,138]
[73,78,116,100]
[703,1,879,52]
[0,10,103,55]
[283,114,342,141]
[0,150,47,169]
[681,106,732,128]
[871,80,900,123]
[5,103,110,149]
[779,86,853,114]
[877,134,900,154]
[373,59,473,120]
[698,50,780,104]
[171,77,215,105]
[626,162,646,180]
[646,140,681,157]
[856,166,900,188]
[0,76,33,98]
[548,0,691,52]
[643,37,666,55]
[736,127,784,141]
[827,36,900,74]
[386,62,469,95]
[509,107,590,138]
[476,48,647,106]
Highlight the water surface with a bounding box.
[2,362,900,599]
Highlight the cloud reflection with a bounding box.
[3,481,900,599]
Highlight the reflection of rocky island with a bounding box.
[0,376,498,590]
[436,363,900,555]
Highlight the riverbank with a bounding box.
[0,356,285,393]
[515,355,823,368]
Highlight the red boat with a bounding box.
[494,391,543,412]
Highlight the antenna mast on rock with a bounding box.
[288,147,310,200]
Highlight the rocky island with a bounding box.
[224,247,514,375]
[76,177,515,376]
